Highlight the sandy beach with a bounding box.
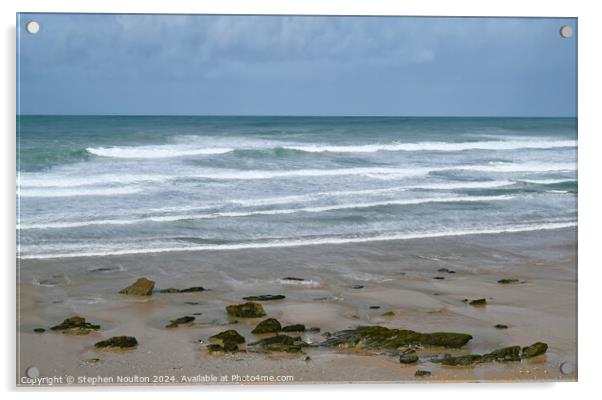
[16,227,577,386]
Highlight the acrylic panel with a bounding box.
[16,13,577,386]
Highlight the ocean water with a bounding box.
[16,116,577,259]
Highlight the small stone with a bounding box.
[33,328,45,333]
[351,285,364,289]
[282,324,306,332]
[165,316,195,328]
[85,358,101,364]
[184,301,200,305]
[433,276,445,280]
[50,316,101,335]
[252,318,282,334]
[369,306,381,309]
[437,268,456,274]
[159,288,179,293]
[242,294,286,301]
[94,336,138,349]
[308,327,321,333]
[494,324,508,329]
[415,370,431,377]
[179,286,205,293]
[304,356,311,362]
[282,277,304,281]
[381,311,395,317]
[468,298,487,306]
[119,277,155,296]
[497,279,520,285]
[226,302,266,318]
[399,354,419,364]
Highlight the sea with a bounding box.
[16,116,577,259]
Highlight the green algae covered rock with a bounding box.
[94,336,138,349]
[381,311,395,317]
[165,316,195,328]
[50,316,100,335]
[252,318,282,334]
[481,346,521,362]
[33,328,45,333]
[415,370,431,377]
[521,342,548,359]
[399,354,419,364]
[208,329,245,352]
[226,302,266,318]
[251,334,308,353]
[322,325,472,350]
[494,324,509,330]
[119,277,155,296]
[468,298,487,306]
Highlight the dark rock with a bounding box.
[468,298,487,306]
[415,370,431,377]
[381,311,395,317]
[94,336,138,349]
[165,316,195,328]
[179,286,205,293]
[369,306,381,309]
[209,329,245,353]
[351,285,364,289]
[399,354,419,364]
[436,354,483,366]
[193,312,203,316]
[33,328,45,333]
[322,325,472,350]
[252,318,282,334]
[242,294,286,301]
[433,276,445,280]
[159,288,179,293]
[498,279,520,284]
[304,356,311,362]
[119,277,155,296]
[282,277,304,281]
[251,334,308,353]
[184,301,200,305]
[50,316,100,335]
[521,342,548,359]
[437,268,456,274]
[494,324,508,330]
[226,302,266,318]
[308,327,321,333]
[282,324,306,332]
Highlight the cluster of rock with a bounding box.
[49,316,100,335]
[431,342,548,366]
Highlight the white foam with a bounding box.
[87,145,234,158]
[516,178,576,185]
[18,195,514,230]
[18,221,577,259]
[284,139,576,153]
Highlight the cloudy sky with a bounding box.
[17,14,577,116]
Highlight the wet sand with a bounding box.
[17,227,577,386]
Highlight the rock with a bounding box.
[308,327,321,333]
[184,301,200,305]
[193,312,203,316]
[322,325,472,350]
[433,276,445,280]
[415,370,431,377]
[438,268,456,274]
[369,306,381,309]
[436,354,483,366]
[209,329,245,352]
[180,286,205,293]
[399,354,419,364]
[282,324,306,332]
[521,342,548,359]
[468,298,487,306]
[282,277,304,281]
[304,356,311,362]
[85,358,101,364]
[33,328,45,333]
[351,285,364,289]
[481,346,521,362]
[498,279,520,284]
[252,318,282,334]
[165,316,195,328]
[50,316,100,335]
[159,286,205,293]
[226,302,266,318]
[251,334,308,353]
[494,324,508,330]
[242,295,285,301]
[119,277,155,296]
[94,336,138,349]
[381,311,395,317]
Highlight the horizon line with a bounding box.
[16,114,577,118]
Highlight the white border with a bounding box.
[2,0,600,398]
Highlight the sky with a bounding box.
[17,14,577,117]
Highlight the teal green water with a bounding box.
[17,116,577,259]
